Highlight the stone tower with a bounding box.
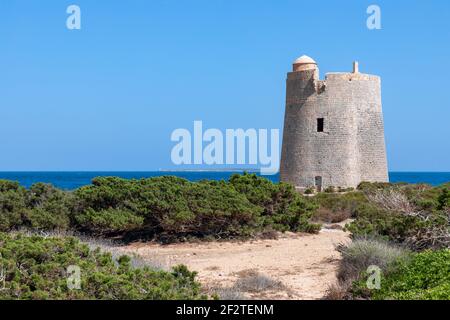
[280,55,388,191]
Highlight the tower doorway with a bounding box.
[315,176,322,192]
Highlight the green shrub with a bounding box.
[346,203,422,240]
[74,176,262,240]
[75,208,144,234]
[346,184,450,250]
[332,241,450,300]
[0,232,205,300]
[1,174,320,241]
[357,181,394,192]
[326,238,411,300]
[338,187,355,193]
[229,173,320,233]
[0,180,28,231]
[337,238,411,284]
[437,188,450,210]
[24,183,72,230]
[313,191,368,223]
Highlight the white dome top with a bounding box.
[293,55,316,64]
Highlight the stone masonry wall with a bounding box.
[280,68,388,189]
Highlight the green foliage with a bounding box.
[357,181,395,192]
[0,180,27,231]
[345,203,429,242]
[437,188,450,210]
[0,175,319,241]
[312,191,367,223]
[229,173,320,233]
[0,232,204,300]
[315,191,368,216]
[74,176,262,240]
[321,182,450,300]
[75,208,144,234]
[334,240,450,300]
[24,183,72,230]
[344,182,450,250]
[367,249,450,300]
[338,187,355,193]
[337,238,411,284]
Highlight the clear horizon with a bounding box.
[1,1,449,172]
[0,170,450,173]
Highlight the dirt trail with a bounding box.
[121,222,351,300]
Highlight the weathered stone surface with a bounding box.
[280,58,388,190]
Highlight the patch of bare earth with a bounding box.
[119,221,351,300]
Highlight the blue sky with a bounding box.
[1,0,449,171]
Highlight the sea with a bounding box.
[0,171,449,190]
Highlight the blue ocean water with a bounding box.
[0,172,449,190]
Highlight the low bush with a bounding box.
[0,180,27,231]
[235,272,285,293]
[75,208,145,234]
[356,249,450,300]
[1,174,320,242]
[312,191,367,223]
[336,238,411,284]
[24,183,73,230]
[73,176,262,240]
[331,239,450,300]
[346,183,450,250]
[0,232,204,300]
[327,238,410,300]
[437,188,450,210]
[229,173,320,233]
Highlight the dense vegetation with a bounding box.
[0,232,204,300]
[2,175,449,300]
[367,249,450,300]
[0,173,319,242]
[318,181,450,300]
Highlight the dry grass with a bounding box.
[324,238,411,300]
[205,270,286,299]
[324,283,351,300]
[367,189,450,250]
[205,265,220,271]
[366,188,419,215]
[235,272,285,293]
[207,286,247,300]
[336,238,410,282]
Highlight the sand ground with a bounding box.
[120,221,351,300]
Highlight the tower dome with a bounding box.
[293,55,317,72]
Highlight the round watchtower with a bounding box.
[280,55,388,191]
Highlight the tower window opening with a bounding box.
[315,176,323,192]
[317,118,324,132]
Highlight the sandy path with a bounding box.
[120,223,351,300]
